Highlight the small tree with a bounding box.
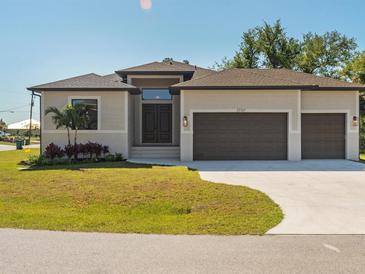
[45,106,72,146]
[0,119,6,131]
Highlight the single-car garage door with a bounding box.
[193,113,288,160]
[301,113,345,159]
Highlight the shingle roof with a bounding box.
[28,73,138,91]
[172,68,365,91]
[191,68,217,80]
[117,60,202,74]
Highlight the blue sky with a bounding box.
[1,0,364,123]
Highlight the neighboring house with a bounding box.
[7,119,40,130]
[28,60,365,161]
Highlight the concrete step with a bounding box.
[130,146,180,159]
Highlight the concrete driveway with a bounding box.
[186,160,365,234]
[131,158,365,234]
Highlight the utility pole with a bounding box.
[28,92,34,145]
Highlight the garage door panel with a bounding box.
[302,113,345,159]
[193,113,287,160]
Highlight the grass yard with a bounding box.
[0,149,283,235]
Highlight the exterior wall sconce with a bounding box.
[183,116,189,127]
[352,116,358,127]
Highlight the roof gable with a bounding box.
[116,60,202,74]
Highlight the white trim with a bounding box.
[68,95,101,131]
[43,130,127,134]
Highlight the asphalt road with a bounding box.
[0,144,39,151]
[0,229,364,274]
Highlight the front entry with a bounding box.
[142,104,172,143]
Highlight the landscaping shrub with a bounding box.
[104,154,116,161]
[25,142,119,166]
[84,142,103,159]
[64,144,78,159]
[115,153,124,161]
[44,143,64,159]
[103,146,110,155]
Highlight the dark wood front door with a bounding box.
[142,104,172,143]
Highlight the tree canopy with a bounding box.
[215,20,360,81]
[341,52,365,84]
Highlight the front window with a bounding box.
[71,99,98,130]
[142,89,172,100]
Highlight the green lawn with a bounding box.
[0,149,283,235]
[360,154,365,161]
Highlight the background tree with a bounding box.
[215,20,300,70]
[296,31,357,78]
[341,52,365,84]
[257,20,300,69]
[215,20,358,77]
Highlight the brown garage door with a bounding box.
[193,113,288,160]
[301,113,345,159]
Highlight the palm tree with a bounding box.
[45,106,72,145]
[66,103,91,146]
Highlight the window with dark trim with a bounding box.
[71,99,98,130]
[142,89,172,100]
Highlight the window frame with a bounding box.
[141,88,172,101]
[68,96,101,131]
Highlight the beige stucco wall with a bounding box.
[41,91,129,157]
[301,90,359,160]
[180,89,359,161]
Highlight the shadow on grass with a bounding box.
[19,161,154,171]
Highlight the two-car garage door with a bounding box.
[193,113,346,160]
[193,113,288,160]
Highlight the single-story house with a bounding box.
[28,60,365,161]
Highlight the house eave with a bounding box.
[27,87,141,94]
[170,85,365,94]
